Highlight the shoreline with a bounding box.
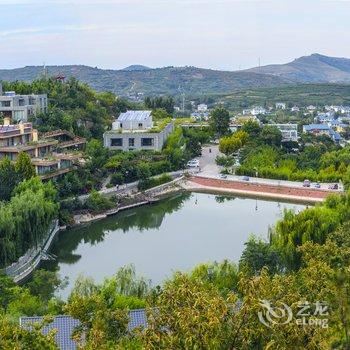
[6,174,335,284]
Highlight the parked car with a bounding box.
[329,183,339,190]
[187,159,199,168]
[219,174,227,179]
[303,179,311,187]
[313,183,321,189]
[242,176,250,181]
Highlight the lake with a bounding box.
[43,193,306,296]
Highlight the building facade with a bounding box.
[0,118,85,179]
[273,123,298,142]
[103,110,174,151]
[0,87,48,122]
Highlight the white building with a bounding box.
[197,104,208,112]
[103,110,174,151]
[251,106,267,116]
[273,124,298,142]
[307,105,317,112]
[291,106,300,112]
[341,106,350,114]
[0,86,47,122]
[275,102,286,110]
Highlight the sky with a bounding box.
[1,0,350,71]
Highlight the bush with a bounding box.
[138,173,172,191]
[85,190,114,213]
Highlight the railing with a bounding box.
[4,220,60,283]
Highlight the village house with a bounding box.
[275,102,286,110]
[303,123,342,144]
[103,110,174,151]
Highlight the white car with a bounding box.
[187,160,199,167]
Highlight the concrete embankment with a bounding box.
[183,176,335,204]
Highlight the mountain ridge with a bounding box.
[1,54,350,96]
[246,53,350,83]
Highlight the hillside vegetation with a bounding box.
[246,53,350,83]
[217,83,350,110]
[0,65,290,96]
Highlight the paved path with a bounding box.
[186,176,330,203]
[197,145,343,193]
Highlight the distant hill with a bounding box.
[0,65,291,97]
[246,53,350,83]
[217,84,350,111]
[122,65,152,71]
[2,54,350,97]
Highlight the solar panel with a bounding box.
[20,309,149,349]
[117,110,151,122]
[128,309,148,331]
[20,315,80,350]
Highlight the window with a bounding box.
[110,138,123,147]
[141,138,154,147]
[129,138,135,147]
[1,101,10,107]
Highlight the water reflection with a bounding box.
[45,193,191,267]
[43,193,305,296]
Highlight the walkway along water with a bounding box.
[3,220,60,283]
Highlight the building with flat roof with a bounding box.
[0,118,85,179]
[273,123,298,142]
[104,110,174,151]
[0,85,48,122]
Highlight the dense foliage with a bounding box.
[0,177,58,267]
[2,78,135,139]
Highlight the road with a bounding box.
[194,145,343,193]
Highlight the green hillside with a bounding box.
[215,83,350,110]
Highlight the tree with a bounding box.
[241,120,261,138]
[219,136,242,156]
[141,273,237,349]
[26,270,68,302]
[210,107,230,136]
[15,152,36,181]
[0,157,17,201]
[239,236,282,275]
[144,96,174,114]
[260,125,283,147]
[0,316,58,350]
[219,130,248,156]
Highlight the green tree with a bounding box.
[0,157,17,201]
[15,152,36,181]
[260,125,283,147]
[210,107,230,136]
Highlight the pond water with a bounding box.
[44,193,306,297]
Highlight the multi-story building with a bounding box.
[273,124,298,142]
[103,110,174,151]
[275,102,286,110]
[251,106,267,116]
[0,85,48,122]
[303,124,341,144]
[197,104,208,112]
[0,118,85,179]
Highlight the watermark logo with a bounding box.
[258,299,293,327]
[258,299,329,328]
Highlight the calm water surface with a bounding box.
[44,193,305,296]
